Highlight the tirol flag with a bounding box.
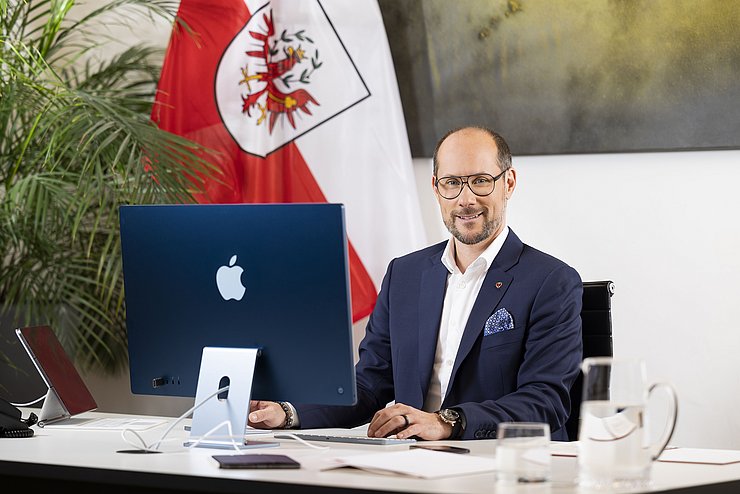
[151,0,427,321]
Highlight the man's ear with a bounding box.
[505,168,517,199]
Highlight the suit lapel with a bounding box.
[442,230,523,406]
[417,254,449,399]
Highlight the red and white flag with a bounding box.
[152,0,426,321]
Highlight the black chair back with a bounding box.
[565,280,615,441]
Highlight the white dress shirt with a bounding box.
[422,226,510,412]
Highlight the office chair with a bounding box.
[565,280,615,441]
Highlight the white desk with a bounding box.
[2,410,740,494]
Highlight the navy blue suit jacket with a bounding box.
[297,229,583,440]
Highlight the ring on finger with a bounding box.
[401,414,410,428]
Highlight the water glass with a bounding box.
[496,422,551,483]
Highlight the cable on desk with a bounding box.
[272,432,330,450]
[120,385,236,453]
[183,420,243,452]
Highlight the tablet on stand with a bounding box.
[15,325,98,426]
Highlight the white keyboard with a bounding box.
[274,432,416,445]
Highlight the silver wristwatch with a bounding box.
[435,408,460,428]
[435,408,464,439]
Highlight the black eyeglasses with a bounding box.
[434,170,507,200]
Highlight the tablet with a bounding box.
[15,325,98,425]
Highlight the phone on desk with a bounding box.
[0,397,36,438]
[410,444,470,454]
[212,453,301,469]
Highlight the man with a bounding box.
[249,126,583,440]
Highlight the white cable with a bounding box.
[272,432,330,450]
[120,385,231,453]
[10,395,46,407]
[183,420,243,452]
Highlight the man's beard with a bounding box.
[444,206,502,245]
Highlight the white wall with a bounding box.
[421,149,740,450]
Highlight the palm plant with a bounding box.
[0,0,217,374]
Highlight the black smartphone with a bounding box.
[212,453,301,469]
[410,444,470,454]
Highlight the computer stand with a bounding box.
[36,387,70,427]
[186,347,265,450]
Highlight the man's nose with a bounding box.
[457,181,477,204]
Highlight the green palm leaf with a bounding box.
[1,0,220,374]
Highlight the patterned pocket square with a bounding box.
[484,308,514,336]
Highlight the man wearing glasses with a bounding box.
[249,126,583,441]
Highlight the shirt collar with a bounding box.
[441,225,510,275]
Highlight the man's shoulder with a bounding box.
[497,229,575,273]
[516,242,582,288]
[501,230,580,281]
[520,242,572,267]
[394,239,447,264]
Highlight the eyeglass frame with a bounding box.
[434,169,507,200]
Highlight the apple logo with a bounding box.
[216,255,246,301]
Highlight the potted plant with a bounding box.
[0,0,217,378]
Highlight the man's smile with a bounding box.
[455,211,483,223]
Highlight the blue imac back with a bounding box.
[119,203,357,406]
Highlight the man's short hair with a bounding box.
[432,126,512,176]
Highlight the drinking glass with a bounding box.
[577,357,678,488]
[496,422,551,483]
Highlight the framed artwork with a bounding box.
[378,0,740,156]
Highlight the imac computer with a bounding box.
[118,203,358,409]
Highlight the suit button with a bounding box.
[474,431,484,439]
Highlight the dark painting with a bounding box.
[378,0,740,156]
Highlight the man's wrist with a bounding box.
[435,408,465,439]
[277,401,295,429]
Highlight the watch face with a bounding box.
[440,409,459,423]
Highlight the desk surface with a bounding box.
[2,410,740,494]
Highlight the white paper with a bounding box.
[322,448,496,479]
[43,417,167,431]
[548,442,740,466]
[658,448,740,465]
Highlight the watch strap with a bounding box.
[450,407,465,439]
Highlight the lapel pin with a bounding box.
[496,282,503,289]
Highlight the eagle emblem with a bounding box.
[214,1,370,157]
[239,9,322,134]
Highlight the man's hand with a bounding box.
[367,403,452,440]
[248,400,286,429]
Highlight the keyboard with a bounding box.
[273,432,416,445]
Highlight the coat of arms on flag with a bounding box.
[216,2,370,158]
[152,0,427,323]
